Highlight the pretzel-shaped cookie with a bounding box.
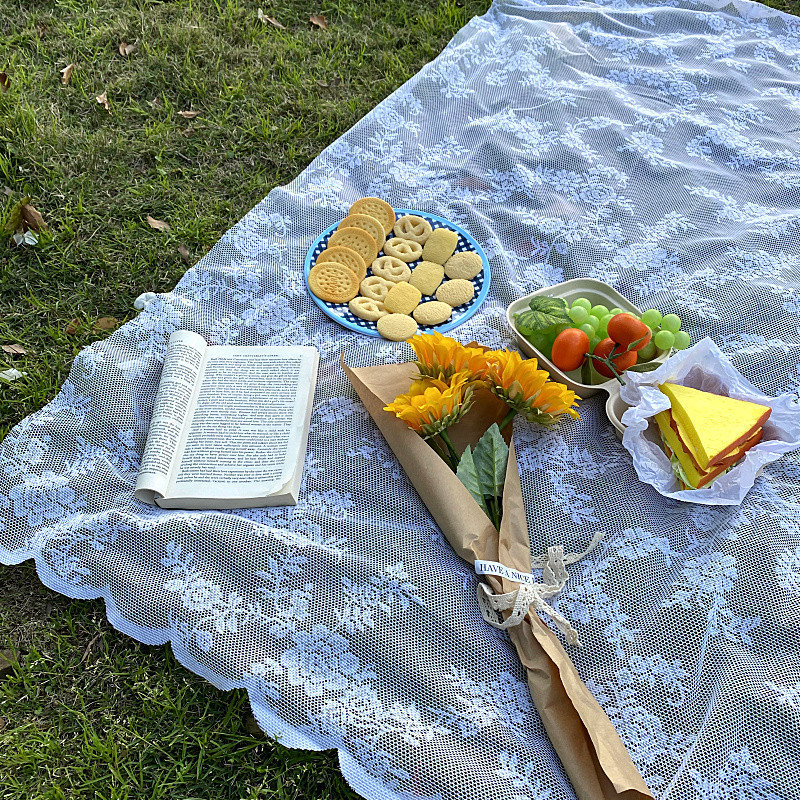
[360,275,393,302]
[383,237,423,263]
[348,296,387,321]
[371,256,411,284]
[393,215,433,244]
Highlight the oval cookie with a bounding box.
[435,278,475,307]
[317,245,367,281]
[360,275,393,302]
[338,214,386,250]
[413,301,452,326]
[408,261,444,296]
[421,228,459,264]
[444,251,483,281]
[308,261,359,303]
[377,313,418,341]
[393,215,433,244]
[371,255,411,284]
[348,296,387,321]
[384,281,422,315]
[383,237,423,263]
[349,197,396,235]
[329,226,379,265]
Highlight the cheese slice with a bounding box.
[659,383,771,469]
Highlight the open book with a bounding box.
[134,331,319,509]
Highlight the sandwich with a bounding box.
[654,383,771,489]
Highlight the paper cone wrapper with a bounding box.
[344,359,653,800]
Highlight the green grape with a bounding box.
[585,315,601,331]
[597,313,614,335]
[661,313,681,333]
[610,308,624,316]
[568,305,589,324]
[637,341,657,362]
[571,297,592,310]
[654,329,675,350]
[591,304,609,318]
[579,323,595,338]
[641,308,662,328]
[673,330,691,350]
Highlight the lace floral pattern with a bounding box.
[3,0,800,798]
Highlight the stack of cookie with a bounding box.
[307,197,484,341]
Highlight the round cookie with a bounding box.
[377,313,418,341]
[338,214,386,251]
[383,237,423,263]
[435,278,475,307]
[308,261,359,303]
[444,251,483,281]
[371,255,411,284]
[408,261,444,296]
[360,275,393,303]
[384,281,422,315]
[349,197,396,235]
[393,215,433,244]
[317,245,367,281]
[329,226,379,265]
[413,301,452,326]
[348,296,387,322]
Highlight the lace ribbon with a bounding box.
[475,532,604,647]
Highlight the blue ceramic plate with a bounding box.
[304,209,491,337]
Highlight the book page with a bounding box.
[164,347,317,502]
[134,330,207,504]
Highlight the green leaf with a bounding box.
[472,423,509,500]
[514,296,570,336]
[456,445,489,514]
[627,361,663,373]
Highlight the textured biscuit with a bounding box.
[359,275,394,302]
[329,226,379,264]
[377,313,418,341]
[348,296,387,321]
[421,228,459,264]
[408,261,445,296]
[413,301,452,326]
[383,237,423,263]
[435,279,475,307]
[393,215,433,244]
[384,281,422,315]
[349,197,396,235]
[371,255,411,284]
[444,251,483,281]
[337,214,386,251]
[317,245,367,281]
[308,261,359,303]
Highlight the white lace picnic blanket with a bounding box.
[3,1,800,797]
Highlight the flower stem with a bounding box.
[498,408,517,432]
[438,429,461,468]
[430,435,456,471]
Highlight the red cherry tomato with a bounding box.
[592,337,637,379]
[551,328,590,372]
[606,313,651,351]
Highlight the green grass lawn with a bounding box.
[0,1,490,796]
[3,0,800,796]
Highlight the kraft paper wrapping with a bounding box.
[343,359,652,800]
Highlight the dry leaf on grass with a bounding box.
[178,244,191,264]
[96,91,110,113]
[21,202,47,232]
[1,344,27,355]
[257,9,286,28]
[0,73,9,94]
[309,14,328,29]
[65,319,81,335]
[177,110,201,119]
[147,215,171,231]
[93,316,119,331]
[119,41,136,56]
[60,63,75,85]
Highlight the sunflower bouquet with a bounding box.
[383,333,579,530]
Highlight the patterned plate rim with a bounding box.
[303,209,491,337]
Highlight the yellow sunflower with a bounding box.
[384,371,475,439]
[484,350,580,424]
[408,332,486,382]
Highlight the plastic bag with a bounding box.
[619,337,800,505]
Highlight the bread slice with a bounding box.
[659,383,771,469]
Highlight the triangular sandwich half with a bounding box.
[659,383,770,469]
